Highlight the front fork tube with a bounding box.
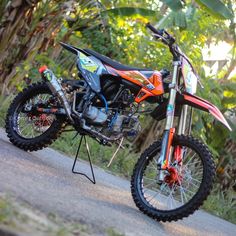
[157,62,180,181]
[157,128,175,181]
[178,105,188,135]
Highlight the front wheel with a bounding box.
[131,135,215,222]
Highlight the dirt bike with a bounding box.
[5,22,231,222]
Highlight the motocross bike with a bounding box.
[5,22,231,222]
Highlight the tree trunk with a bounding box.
[0,0,106,94]
[0,0,76,94]
[0,0,40,94]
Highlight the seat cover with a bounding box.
[83,48,152,72]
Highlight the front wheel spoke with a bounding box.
[146,165,158,172]
[183,179,200,189]
[179,187,185,205]
[143,181,156,189]
[180,186,195,197]
[166,186,178,209]
[143,185,160,194]
[179,186,189,203]
[189,173,203,180]
[184,153,197,166]
[190,176,202,184]
[145,191,160,203]
[149,160,158,170]
[137,139,209,214]
[143,176,156,182]
[185,160,202,168]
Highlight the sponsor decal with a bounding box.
[167,104,174,116]
[45,72,52,81]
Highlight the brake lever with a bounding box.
[157,29,165,36]
[152,33,169,45]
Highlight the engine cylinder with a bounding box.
[85,106,107,124]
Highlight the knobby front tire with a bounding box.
[131,135,216,222]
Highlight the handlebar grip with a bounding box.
[146,23,163,36]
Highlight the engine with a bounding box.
[109,113,141,141]
[61,78,141,142]
[84,105,108,124]
[82,83,141,142]
[83,105,141,142]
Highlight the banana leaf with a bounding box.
[195,0,234,19]
[101,7,156,17]
[160,0,183,11]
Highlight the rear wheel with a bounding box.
[5,83,65,151]
[131,135,215,222]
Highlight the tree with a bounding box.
[0,0,108,94]
[102,0,236,192]
[0,0,40,93]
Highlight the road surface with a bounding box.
[0,129,235,236]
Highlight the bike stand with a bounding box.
[72,135,96,184]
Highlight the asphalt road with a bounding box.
[0,128,236,236]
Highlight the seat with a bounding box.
[83,48,152,71]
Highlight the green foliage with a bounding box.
[160,0,183,11]
[0,195,89,235]
[106,227,125,236]
[203,190,236,224]
[0,0,235,224]
[159,9,187,29]
[102,7,156,17]
[0,197,15,223]
[0,95,13,127]
[195,0,234,19]
[51,131,137,178]
[0,0,8,21]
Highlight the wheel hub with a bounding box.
[164,167,182,186]
[34,114,50,127]
[26,113,51,132]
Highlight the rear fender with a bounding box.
[180,93,231,131]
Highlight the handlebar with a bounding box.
[146,23,164,36]
[145,22,202,87]
[146,23,175,46]
[146,22,180,61]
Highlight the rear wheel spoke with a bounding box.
[14,93,56,139]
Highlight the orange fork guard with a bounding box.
[162,128,175,169]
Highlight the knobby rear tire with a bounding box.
[5,82,65,151]
[131,135,216,222]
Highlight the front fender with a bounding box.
[180,93,232,131]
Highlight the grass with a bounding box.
[202,190,236,224]
[0,95,13,127]
[0,195,17,225]
[0,194,125,236]
[51,129,138,178]
[0,95,236,225]
[106,227,125,236]
[0,193,90,236]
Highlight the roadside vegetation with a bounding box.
[0,193,90,236]
[0,193,124,236]
[0,0,235,226]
